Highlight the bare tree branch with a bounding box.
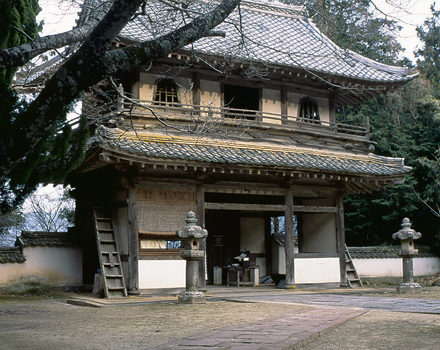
[0,16,103,70]
[0,0,241,182]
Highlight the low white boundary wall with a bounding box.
[354,257,440,279]
[0,246,82,286]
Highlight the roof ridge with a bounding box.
[239,0,307,18]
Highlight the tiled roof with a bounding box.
[120,0,416,84]
[16,231,75,248]
[0,247,25,263]
[348,246,436,259]
[95,126,411,177]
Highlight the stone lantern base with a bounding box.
[178,291,206,304]
[396,282,422,294]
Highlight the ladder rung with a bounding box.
[96,217,112,221]
[108,287,126,290]
[103,262,120,266]
[99,239,116,243]
[98,228,114,232]
[105,275,124,278]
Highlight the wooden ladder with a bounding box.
[345,244,363,288]
[93,208,128,298]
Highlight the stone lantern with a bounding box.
[392,218,422,293]
[176,211,208,304]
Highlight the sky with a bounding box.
[37,0,439,61]
[373,0,438,60]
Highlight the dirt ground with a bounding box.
[0,297,306,350]
[299,310,440,350]
[0,285,439,350]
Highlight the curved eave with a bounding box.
[72,127,411,194]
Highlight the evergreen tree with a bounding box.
[415,4,440,95]
[0,0,41,83]
[281,0,403,63]
[341,84,440,248]
[0,0,89,213]
[330,2,440,251]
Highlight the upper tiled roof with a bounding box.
[16,231,75,248]
[120,0,416,84]
[0,247,25,264]
[95,126,411,177]
[349,246,436,259]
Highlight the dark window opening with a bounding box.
[154,78,179,105]
[224,84,259,120]
[299,96,320,123]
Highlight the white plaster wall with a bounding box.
[316,96,330,123]
[139,73,156,101]
[294,257,340,283]
[301,213,337,253]
[0,246,82,286]
[174,77,193,105]
[262,88,281,124]
[139,260,186,289]
[240,217,265,253]
[287,91,300,117]
[354,257,440,278]
[272,243,286,274]
[241,217,266,276]
[200,80,221,108]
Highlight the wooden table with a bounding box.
[226,266,259,287]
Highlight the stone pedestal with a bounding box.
[176,212,208,304]
[178,291,206,304]
[396,282,422,294]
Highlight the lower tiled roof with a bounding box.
[348,246,436,259]
[0,247,25,263]
[95,127,411,177]
[16,231,75,247]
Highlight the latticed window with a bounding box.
[299,97,320,123]
[154,78,179,104]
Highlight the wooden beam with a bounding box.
[292,205,337,213]
[204,202,286,211]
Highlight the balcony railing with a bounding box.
[117,99,370,141]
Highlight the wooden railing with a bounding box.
[117,99,370,141]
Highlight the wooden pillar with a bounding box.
[127,183,140,295]
[196,184,206,289]
[284,187,295,287]
[193,72,201,107]
[336,190,348,287]
[329,91,336,123]
[281,85,288,124]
